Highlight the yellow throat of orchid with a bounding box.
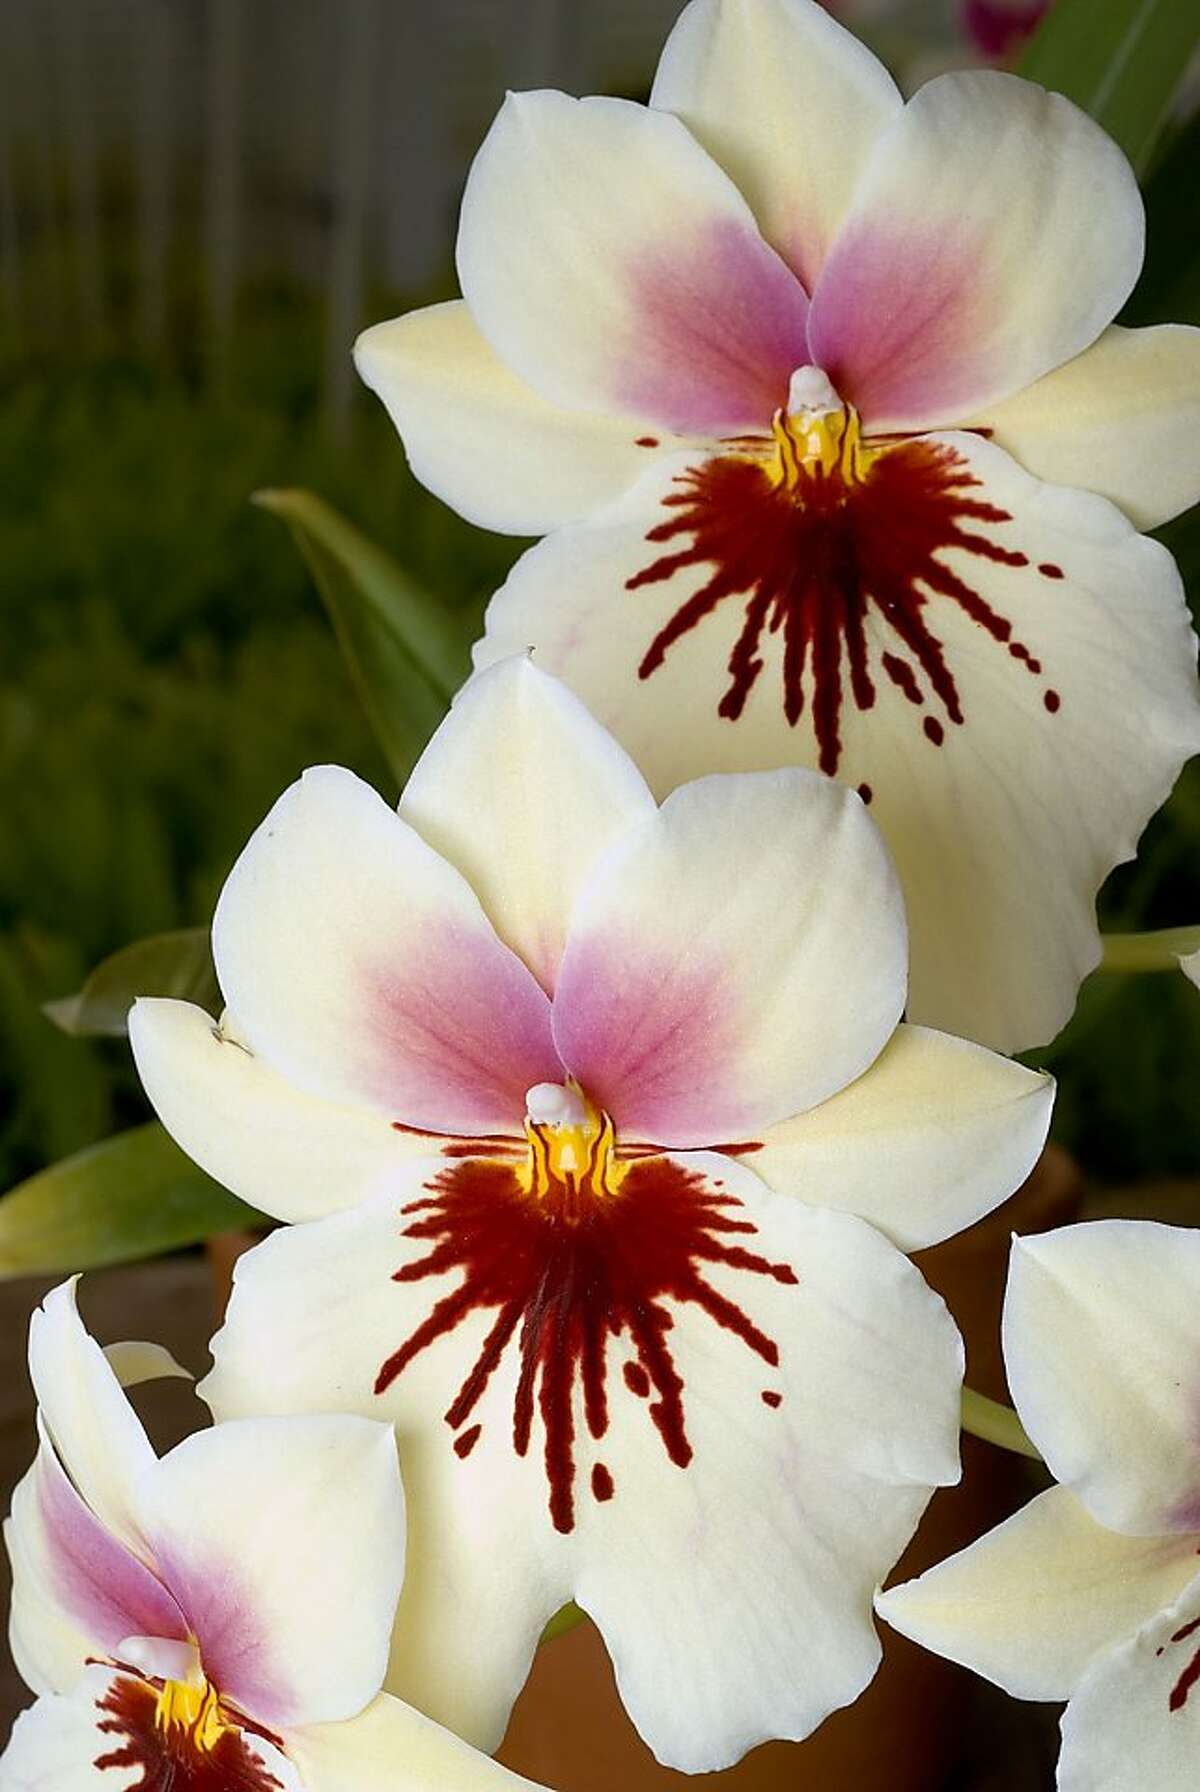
[521,1081,626,1204]
[763,365,881,492]
[155,1675,229,1752]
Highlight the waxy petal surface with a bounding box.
[130,998,428,1224]
[7,1440,184,1694]
[213,766,561,1136]
[1059,1574,1200,1792]
[400,658,655,994]
[969,324,1200,533]
[140,1415,405,1729]
[746,1023,1053,1251]
[355,302,660,536]
[1005,1222,1200,1536]
[878,1485,1200,1702]
[478,434,1200,1051]
[287,1693,547,1792]
[650,0,902,291]
[807,72,1144,429]
[552,769,906,1145]
[457,91,810,434]
[203,1155,961,1770]
[28,1283,156,1560]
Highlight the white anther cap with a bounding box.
[525,1082,587,1128]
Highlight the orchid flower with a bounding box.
[878,1220,1200,1791]
[1181,949,1200,990]
[0,1279,543,1792]
[128,657,1053,1771]
[355,0,1200,1055]
[961,0,1047,61]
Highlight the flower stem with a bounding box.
[960,1387,1041,1460]
[1099,926,1200,974]
[540,1602,584,1645]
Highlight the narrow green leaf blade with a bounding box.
[1017,0,1200,174]
[253,488,466,782]
[44,927,218,1038]
[0,1124,261,1278]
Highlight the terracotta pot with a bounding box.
[495,1146,1083,1791]
[206,1147,1083,1789]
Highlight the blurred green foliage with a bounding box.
[0,287,521,1190]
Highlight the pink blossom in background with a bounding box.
[962,0,1049,60]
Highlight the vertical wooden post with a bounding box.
[136,0,175,361]
[0,11,21,352]
[203,0,244,397]
[325,0,379,440]
[54,0,106,350]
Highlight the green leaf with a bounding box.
[44,927,219,1038]
[1017,0,1200,175]
[0,1123,261,1278]
[253,488,467,783]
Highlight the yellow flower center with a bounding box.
[154,1676,230,1753]
[764,396,881,492]
[521,1081,626,1205]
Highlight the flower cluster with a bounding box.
[4,0,1199,1788]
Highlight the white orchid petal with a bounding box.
[103,1340,192,1390]
[969,325,1200,532]
[1059,1573,1200,1792]
[203,1154,960,1770]
[212,766,562,1136]
[27,1282,156,1559]
[458,90,810,434]
[746,1024,1053,1250]
[807,71,1144,429]
[478,433,1200,1052]
[286,1692,547,1792]
[131,998,429,1223]
[5,1437,185,1691]
[650,0,902,290]
[355,302,661,536]
[1182,948,1200,990]
[400,659,655,994]
[878,1485,1200,1702]
[552,769,906,1145]
[138,1415,405,1729]
[1005,1222,1200,1536]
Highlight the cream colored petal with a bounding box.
[969,325,1200,532]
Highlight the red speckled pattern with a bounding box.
[94,1674,283,1790]
[376,1153,797,1534]
[629,438,1061,774]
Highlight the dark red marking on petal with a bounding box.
[1153,1613,1200,1712]
[624,1361,651,1398]
[592,1463,615,1502]
[857,783,873,805]
[1044,690,1061,713]
[1171,1648,1200,1713]
[635,436,660,449]
[94,1675,282,1790]
[376,1155,798,1534]
[629,437,1053,774]
[454,1424,482,1459]
[1038,562,1064,580]
[761,1390,782,1408]
[923,715,945,746]
[882,652,924,706]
